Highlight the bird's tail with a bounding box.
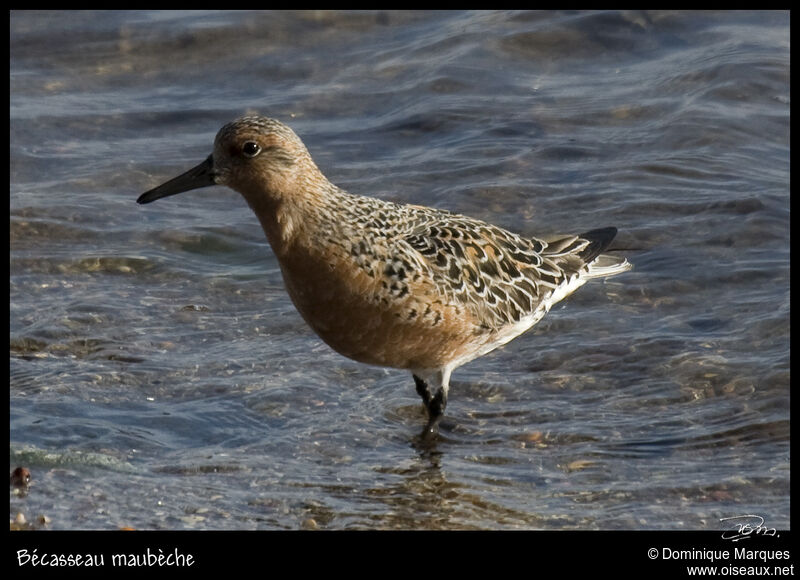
[577,227,632,280]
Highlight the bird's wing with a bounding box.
[399,208,620,330]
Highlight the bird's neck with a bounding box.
[239,170,346,260]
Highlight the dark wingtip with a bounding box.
[578,227,619,262]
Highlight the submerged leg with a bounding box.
[424,388,447,435]
[412,368,452,436]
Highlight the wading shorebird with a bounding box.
[137,115,631,436]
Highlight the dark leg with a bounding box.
[413,374,447,436]
[414,374,433,406]
[424,387,447,433]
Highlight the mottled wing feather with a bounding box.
[333,193,617,333]
[400,210,596,330]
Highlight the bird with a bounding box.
[137,115,631,436]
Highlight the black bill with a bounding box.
[137,155,217,204]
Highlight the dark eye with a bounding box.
[242,141,261,158]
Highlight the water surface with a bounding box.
[10,10,789,531]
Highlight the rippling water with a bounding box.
[10,10,789,531]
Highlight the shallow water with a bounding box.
[10,10,789,531]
